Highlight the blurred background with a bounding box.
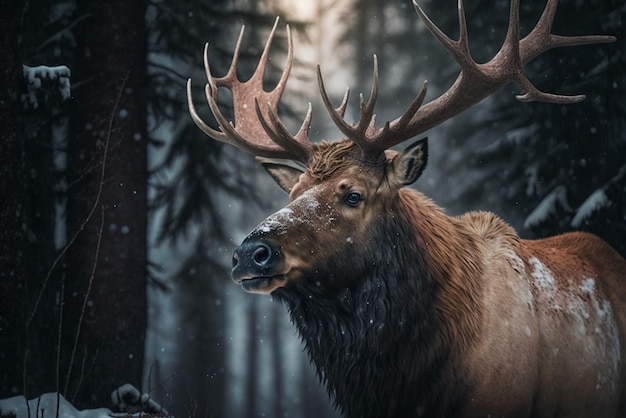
[1,0,624,417]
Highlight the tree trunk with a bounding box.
[64,0,148,408]
[167,247,228,418]
[271,309,284,418]
[245,298,260,418]
[0,0,28,399]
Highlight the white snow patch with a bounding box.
[529,257,557,301]
[254,207,296,235]
[567,283,591,334]
[597,299,612,322]
[291,186,321,213]
[528,258,620,382]
[0,393,111,418]
[507,250,525,273]
[508,251,534,307]
[580,278,596,294]
[252,185,322,235]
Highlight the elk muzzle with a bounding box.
[232,238,287,294]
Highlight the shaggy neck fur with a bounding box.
[273,189,485,418]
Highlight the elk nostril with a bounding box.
[232,252,239,268]
[253,244,271,266]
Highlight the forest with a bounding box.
[0,0,624,417]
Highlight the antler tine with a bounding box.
[360,55,382,141]
[255,98,314,163]
[185,42,233,143]
[317,65,358,139]
[215,25,245,84]
[319,0,615,160]
[337,87,350,118]
[413,0,473,69]
[516,0,616,103]
[187,79,225,142]
[524,0,615,53]
[253,17,286,96]
[500,0,584,103]
[317,56,384,158]
[360,55,380,133]
[187,17,315,163]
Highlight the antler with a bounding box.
[318,0,616,162]
[187,17,314,164]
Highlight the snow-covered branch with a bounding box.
[22,65,71,109]
[524,185,572,229]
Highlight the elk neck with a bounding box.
[272,187,487,417]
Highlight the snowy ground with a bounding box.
[0,384,168,418]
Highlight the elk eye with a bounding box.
[345,192,362,207]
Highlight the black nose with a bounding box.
[232,241,280,279]
[252,243,272,266]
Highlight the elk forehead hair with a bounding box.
[308,139,365,181]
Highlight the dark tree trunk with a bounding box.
[168,248,228,418]
[0,0,28,399]
[63,0,148,407]
[245,298,260,418]
[20,66,72,400]
[271,308,284,417]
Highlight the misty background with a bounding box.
[1,0,624,417]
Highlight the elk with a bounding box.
[187,0,623,417]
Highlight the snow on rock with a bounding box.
[571,188,610,228]
[111,383,169,415]
[524,185,572,229]
[0,393,111,418]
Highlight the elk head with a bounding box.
[187,0,614,296]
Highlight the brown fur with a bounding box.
[308,139,360,181]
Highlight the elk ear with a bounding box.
[387,138,428,186]
[257,158,304,193]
